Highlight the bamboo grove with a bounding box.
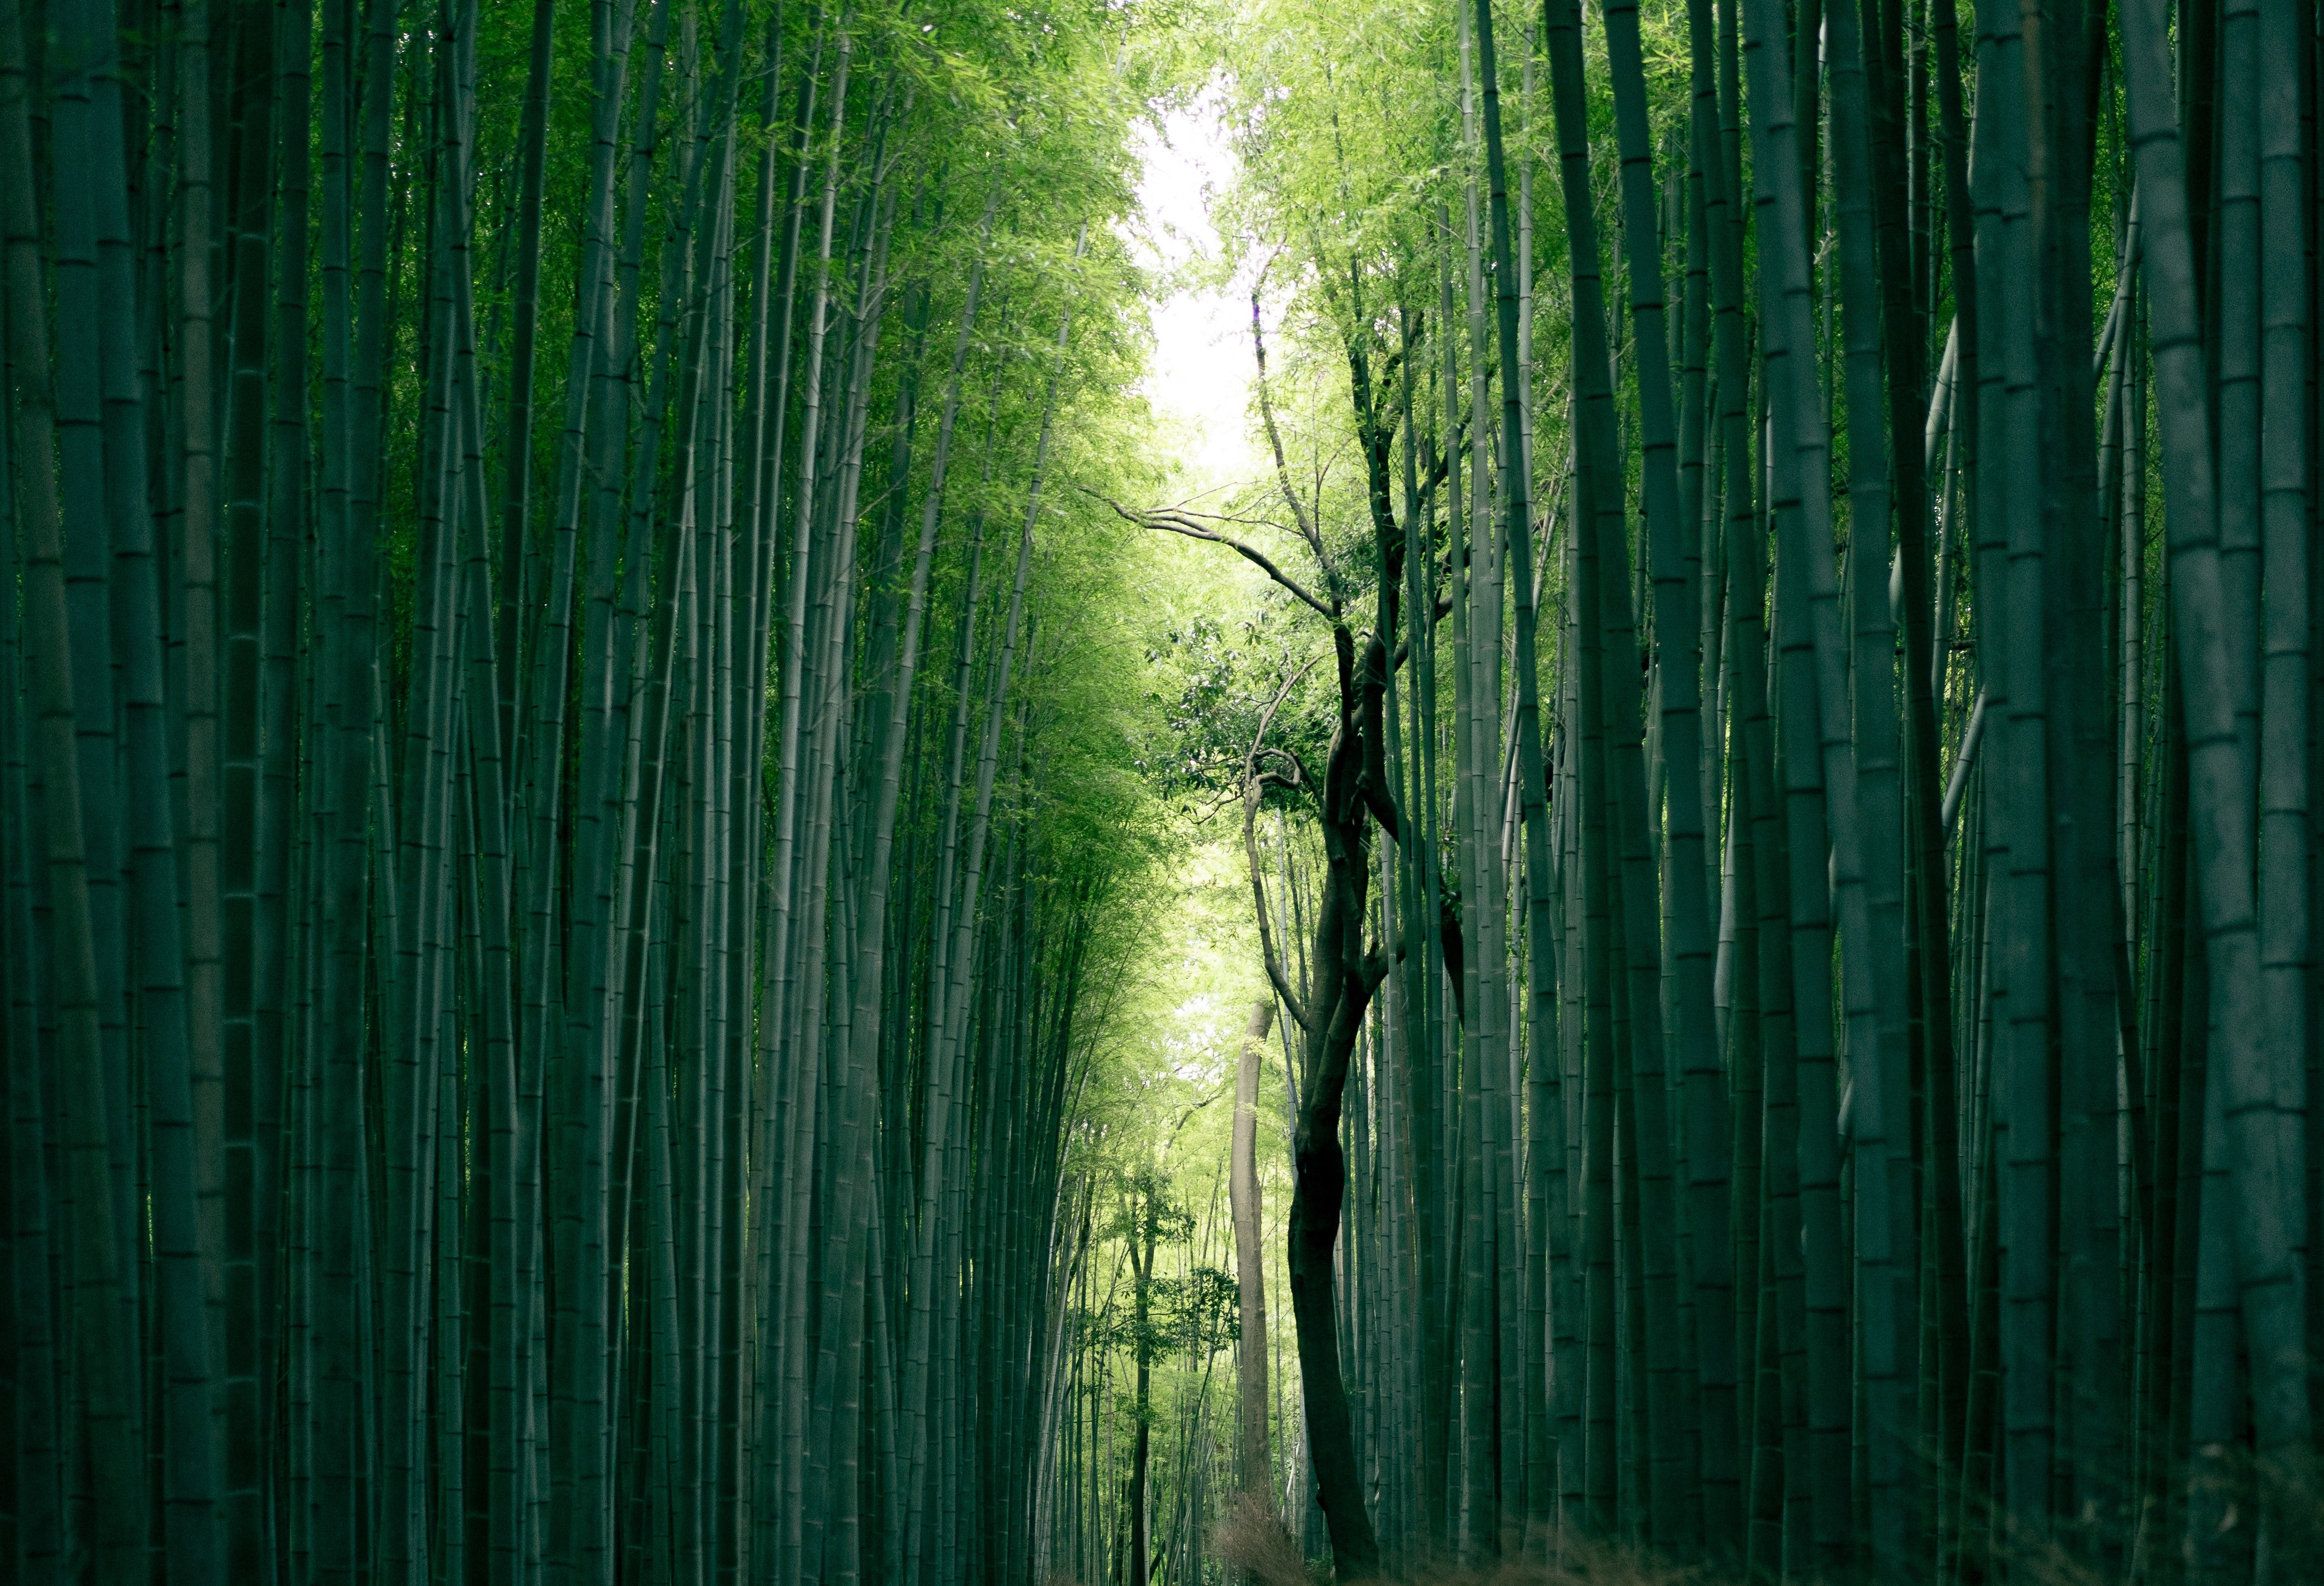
[1037,0,2324,1579]
[0,0,1198,1580]
[4,0,2324,1582]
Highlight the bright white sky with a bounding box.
[1129,96,1262,499]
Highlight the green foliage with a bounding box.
[1075,1264,1243,1359]
[1139,610,1334,805]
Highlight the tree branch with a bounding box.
[1081,485,1338,623]
[1243,661,1320,1033]
[1250,287,1334,590]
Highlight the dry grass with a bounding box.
[1210,1491,1320,1586]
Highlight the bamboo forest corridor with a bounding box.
[7,0,2324,1581]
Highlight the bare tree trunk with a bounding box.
[1232,998,1278,1500]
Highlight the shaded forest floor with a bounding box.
[1162,1469,2324,1586]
